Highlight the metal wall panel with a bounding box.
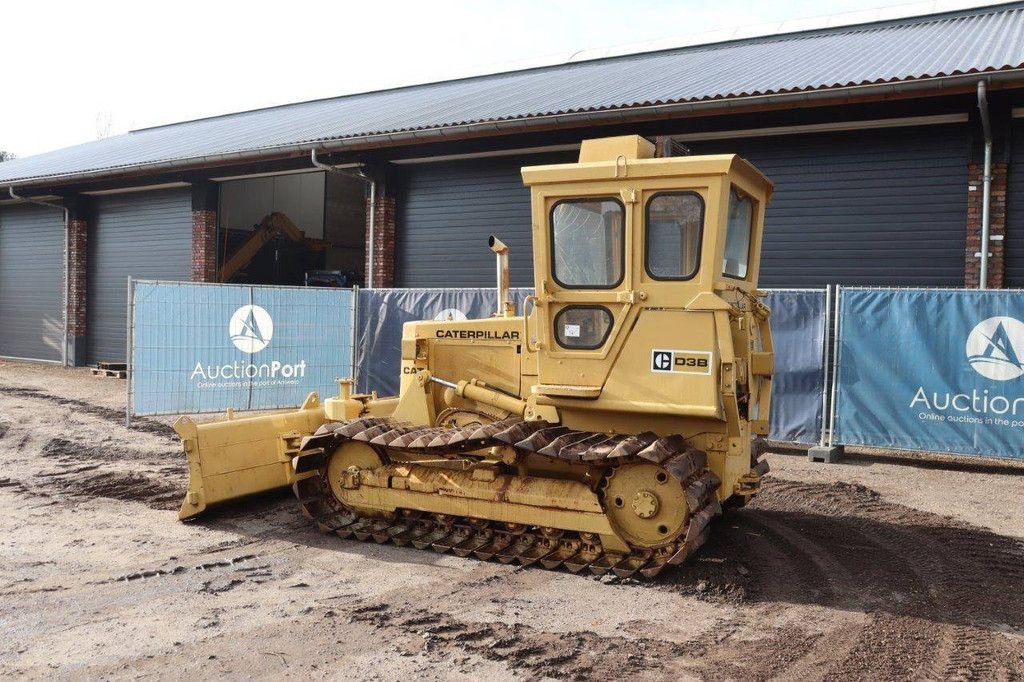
[87,188,192,363]
[0,205,64,361]
[395,152,576,287]
[690,124,969,287]
[1007,119,1024,288]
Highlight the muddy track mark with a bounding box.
[648,478,1024,679]
[42,437,178,465]
[350,602,680,679]
[41,470,182,510]
[0,385,176,438]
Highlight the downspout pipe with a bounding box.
[8,187,69,367]
[976,80,992,290]
[310,149,376,288]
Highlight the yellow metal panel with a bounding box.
[601,309,722,419]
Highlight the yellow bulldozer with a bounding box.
[174,135,774,579]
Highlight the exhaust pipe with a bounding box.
[489,235,514,317]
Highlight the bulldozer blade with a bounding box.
[174,393,327,520]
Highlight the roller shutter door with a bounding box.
[395,152,576,287]
[0,205,65,362]
[87,188,192,363]
[690,123,969,287]
[1007,120,1024,288]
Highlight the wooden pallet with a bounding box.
[92,362,127,379]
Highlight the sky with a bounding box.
[0,0,999,158]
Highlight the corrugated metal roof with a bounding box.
[3,2,1024,186]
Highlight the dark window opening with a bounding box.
[645,192,704,280]
[724,187,754,279]
[550,198,624,289]
[554,306,614,350]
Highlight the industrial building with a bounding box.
[1,2,1023,365]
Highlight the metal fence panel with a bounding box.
[356,288,531,394]
[832,287,1024,460]
[762,289,827,444]
[356,288,825,445]
[130,280,354,416]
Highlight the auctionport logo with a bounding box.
[229,305,273,354]
[190,304,305,384]
[965,316,1024,381]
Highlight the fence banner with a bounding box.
[130,280,355,416]
[833,288,1024,460]
[356,288,531,394]
[762,289,827,444]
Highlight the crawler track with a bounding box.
[291,417,731,578]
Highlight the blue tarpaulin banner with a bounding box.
[130,281,354,416]
[762,290,827,444]
[833,288,1024,459]
[355,288,531,395]
[357,287,826,444]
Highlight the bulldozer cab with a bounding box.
[521,135,773,409]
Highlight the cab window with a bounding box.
[550,198,624,288]
[723,187,754,279]
[554,306,613,349]
[645,192,704,280]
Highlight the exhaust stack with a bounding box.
[489,235,514,317]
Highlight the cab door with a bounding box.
[533,187,640,397]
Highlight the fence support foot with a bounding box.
[808,444,844,464]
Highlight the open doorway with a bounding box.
[217,170,366,286]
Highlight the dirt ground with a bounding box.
[1,360,1023,680]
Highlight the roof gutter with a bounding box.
[7,187,69,367]
[5,68,1024,189]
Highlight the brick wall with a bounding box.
[365,194,396,287]
[67,218,88,337]
[965,162,1008,288]
[191,208,218,282]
